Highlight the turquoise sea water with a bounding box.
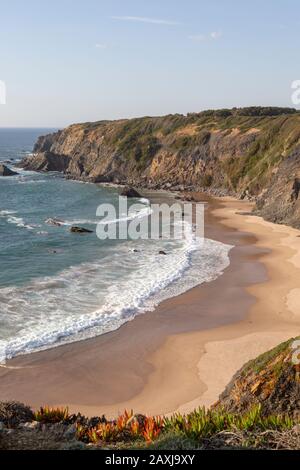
[0,129,232,362]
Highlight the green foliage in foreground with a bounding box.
[162,405,295,440]
[34,406,70,424]
[72,404,298,448]
[1,402,299,450]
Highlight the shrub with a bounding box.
[116,409,134,432]
[87,422,119,443]
[162,405,298,440]
[34,406,69,424]
[74,405,299,447]
[0,401,34,427]
[142,416,163,443]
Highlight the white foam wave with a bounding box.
[139,197,150,205]
[37,231,49,236]
[6,216,35,230]
[51,206,153,227]
[0,210,35,231]
[0,223,232,363]
[0,210,17,216]
[17,179,48,185]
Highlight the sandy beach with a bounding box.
[0,195,300,418]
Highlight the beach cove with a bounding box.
[1,194,299,417]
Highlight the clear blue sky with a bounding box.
[0,0,299,127]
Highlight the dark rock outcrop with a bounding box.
[120,187,142,198]
[255,149,300,228]
[21,151,70,173]
[0,164,18,176]
[45,218,65,227]
[70,226,93,233]
[33,130,62,153]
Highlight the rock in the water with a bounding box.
[120,187,142,198]
[47,248,63,254]
[158,250,167,255]
[45,218,65,227]
[70,226,93,233]
[21,150,70,173]
[0,164,18,176]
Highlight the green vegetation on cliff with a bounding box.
[24,106,300,228]
[217,336,300,417]
[31,107,300,194]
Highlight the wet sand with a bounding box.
[0,195,299,418]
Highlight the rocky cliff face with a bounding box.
[21,107,300,227]
[216,337,300,418]
[255,148,300,227]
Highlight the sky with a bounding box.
[0,0,299,127]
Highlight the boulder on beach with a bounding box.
[0,164,18,176]
[120,187,142,198]
[70,226,93,233]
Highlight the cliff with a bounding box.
[216,336,300,418]
[21,107,300,227]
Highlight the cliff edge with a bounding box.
[216,336,300,418]
[21,106,300,228]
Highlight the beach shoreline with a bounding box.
[0,195,299,418]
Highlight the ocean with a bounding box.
[0,128,232,363]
